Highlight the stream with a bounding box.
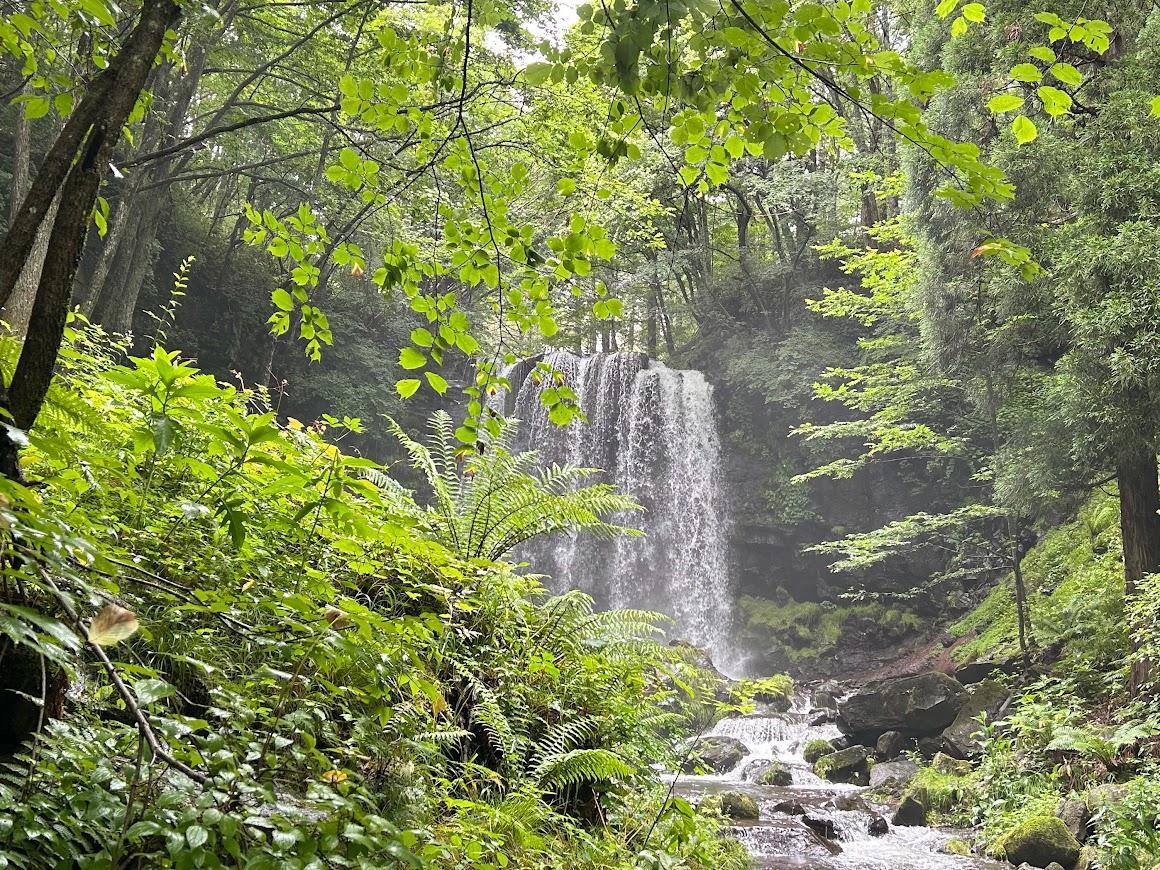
[671,694,1008,869]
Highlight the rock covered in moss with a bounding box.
[943,838,972,856]
[814,746,870,786]
[756,762,793,786]
[931,752,972,776]
[717,791,760,820]
[993,815,1081,869]
[803,738,834,765]
[683,736,748,774]
[838,672,967,743]
[1073,845,1097,870]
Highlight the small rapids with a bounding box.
[671,695,1005,869]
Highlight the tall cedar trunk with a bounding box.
[2,97,61,336]
[1118,449,1160,695]
[92,195,164,334]
[1,0,180,474]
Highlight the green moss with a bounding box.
[803,739,832,765]
[950,491,1128,684]
[740,594,923,663]
[989,815,1081,867]
[906,765,977,825]
[943,839,972,857]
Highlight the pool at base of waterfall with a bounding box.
[669,697,1007,870]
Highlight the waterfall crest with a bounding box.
[502,350,735,666]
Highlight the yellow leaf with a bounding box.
[321,769,347,784]
[87,604,139,646]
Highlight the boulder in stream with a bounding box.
[891,795,927,827]
[756,762,793,786]
[716,791,760,820]
[803,738,834,765]
[941,680,1009,759]
[838,672,967,743]
[870,758,919,790]
[683,736,747,774]
[802,813,837,840]
[868,813,889,837]
[814,746,870,786]
[992,815,1081,869]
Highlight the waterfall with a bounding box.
[502,350,736,667]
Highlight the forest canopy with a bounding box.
[3,0,1160,867]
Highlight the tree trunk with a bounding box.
[3,0,181,444]
[3,98,62,336]
[1118,449,1160,695]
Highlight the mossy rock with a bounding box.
[756,762,792,786]
[943,838,972,856]
[931,752,972,776]
[718,791,760,820]
[814,746,870,786]
[992,815,1081,869]
[803,738,833,765]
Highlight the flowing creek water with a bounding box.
[671,695,1007,869]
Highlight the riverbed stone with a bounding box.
[993,815,1081,869]
[838,672,968,743]
[941,680,1009,759]
[717,791,760,820]
[772,798,806,815]
[891,795,927,826]
[943,839,972,856]
[812,690,838,709]
[932,752,972,776]
[1073,846,1097,870]
[803,738,833,765]
[868,813,889,836]
[755,761,793,786]
[803,813,837,840]
[814,746,870,786]
[870,758,919,790]
[683,736,747,774]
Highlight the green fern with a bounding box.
[389,411,642,560]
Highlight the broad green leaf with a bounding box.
[961,3,985,23]
[1049,62,1082,87]
[935,0,958,18]
[1028,46,1056,63]
[396,378,421,398]
[524,62,552,85]
[410,327,434,347]
[1151,96,1160,118]
[986,93,1024,113]
[1010,63,1042,83]
[1037,85,1072,116]
[272,288,294,311]
[399,347,426,369]
[134,678,176,705]
[425,372,449,395]
[1012,114,1038,144]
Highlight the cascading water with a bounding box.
[675,695,1009,869]
[500,350,736,667]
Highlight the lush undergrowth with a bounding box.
[0,322,746,869]
[907,492,1160,869]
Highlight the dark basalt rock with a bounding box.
[876,730,916,760]
[954,658,1020,685]
[838,672,968,743]
[868,813,889,836]
[682,736,747,774]
[891,795,927,827]
[814,746,870,786]
[773,799,807,816]
[802,814,838,840]
[941,680,1009,759]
